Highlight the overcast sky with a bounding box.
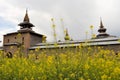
[0,0,120,45]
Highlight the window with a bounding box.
[8,39,9,42]
[22,37,24,44]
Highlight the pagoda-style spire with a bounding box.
[23,10,29,22]
[18,9,34,32]
[64,28,70,41]
[97,18,109,38]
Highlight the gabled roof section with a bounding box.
[4,30,45,37]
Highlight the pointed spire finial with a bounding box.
[26,9,28,14]
[23,9,29,22]
[100,17,104,28]
[66,28,68,35]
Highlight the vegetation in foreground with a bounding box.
[0,47,120,80]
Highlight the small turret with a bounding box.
[96,18,109,38]
[64,28,70,41]
[98,18,107,33]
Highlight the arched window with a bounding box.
[8,39,9,43]
[6,52,13,58]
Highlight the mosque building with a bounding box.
[1,10,120,57]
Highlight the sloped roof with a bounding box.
[4,30,45,37]
[29,37,120,50]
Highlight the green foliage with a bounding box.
[0,47,120,80]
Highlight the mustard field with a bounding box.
[0,47,120,80]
